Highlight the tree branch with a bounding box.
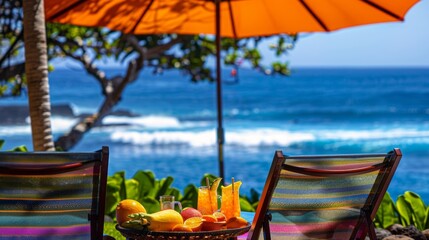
[54,36,183,150]
[0,30,23,67]
[54,60,139,151]
[0,62,25,80]
[49,37,109,93]
[146,37,186,59]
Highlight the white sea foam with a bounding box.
[319,128,429,140]
[0,125,31,135]
[109,127,429,148]
[110,129,315,147]
[50,116,79,132]
[111,130,215,147]
[103,115,181,128]
[0,116,78,135]
[227,129,315,146]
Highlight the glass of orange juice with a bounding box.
[197,186,218,215]
[221,180,241,220]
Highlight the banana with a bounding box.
[128,209,183,231]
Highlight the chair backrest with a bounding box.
[0,146,109,240]
[247,149,401,240]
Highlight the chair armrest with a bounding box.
[0,160,96,175]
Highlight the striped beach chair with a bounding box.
[0,147,109,240]
[247,149,401,240]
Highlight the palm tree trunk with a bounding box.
[23,0,55,151]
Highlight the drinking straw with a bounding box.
[206,177,210,189]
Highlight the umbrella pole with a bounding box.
[215,0,225,182]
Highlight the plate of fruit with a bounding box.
[116,202,250,239]
[116,205,250,240]
[115,178,250,240]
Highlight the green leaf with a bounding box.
[166,187,181,199]
[403,191,426,230]
[0,140,4,149]
[240,197,255,212]
[375,192,399,228]
[125,179,140,200]
[103,222,125,240]
[116,171,128,200]
[140,197,160,214]
[252,201,259,210]
[105,184,120,217]
[105,171,127,217]
[396,195,414,227]
[250,188,260,204]
[132,170,156,198]
[181,184,198,208]
[9,145,28,152]
[157,176,174,198]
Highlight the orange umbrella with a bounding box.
[45,0,420,180]
[45,0,418,37]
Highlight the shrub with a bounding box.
[375,191,429,230]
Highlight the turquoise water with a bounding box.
[1,67,429,201]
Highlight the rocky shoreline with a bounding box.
[376,224,429,240]
[0,104,138,125]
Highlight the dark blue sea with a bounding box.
[1,67,429,202]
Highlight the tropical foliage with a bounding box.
[105,171,257,219]
[103,170,259,239]
[0,139,28,152]
[375,191,429,230]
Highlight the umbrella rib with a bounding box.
[47,0,87,21]
[361,0,403,21]
[130,0,155,34]
[299,0,329,32]
[227,0,238,39]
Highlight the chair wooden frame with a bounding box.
[247,148,402,240]
[0,146,109,240]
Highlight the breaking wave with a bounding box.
[109,128,429,148]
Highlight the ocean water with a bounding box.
[1,67,429,201]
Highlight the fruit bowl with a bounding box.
[115,223,251,240]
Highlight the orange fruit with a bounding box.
[116,199,146,225]
[172,224,193,232]
[213,212,226,222]
[184,217,203,232]
[226,216,248,229]
[201,215,217,222]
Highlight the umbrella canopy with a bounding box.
[45,0,418,37]
[44,0,420,181]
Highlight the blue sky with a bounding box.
[285,0,429,67]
